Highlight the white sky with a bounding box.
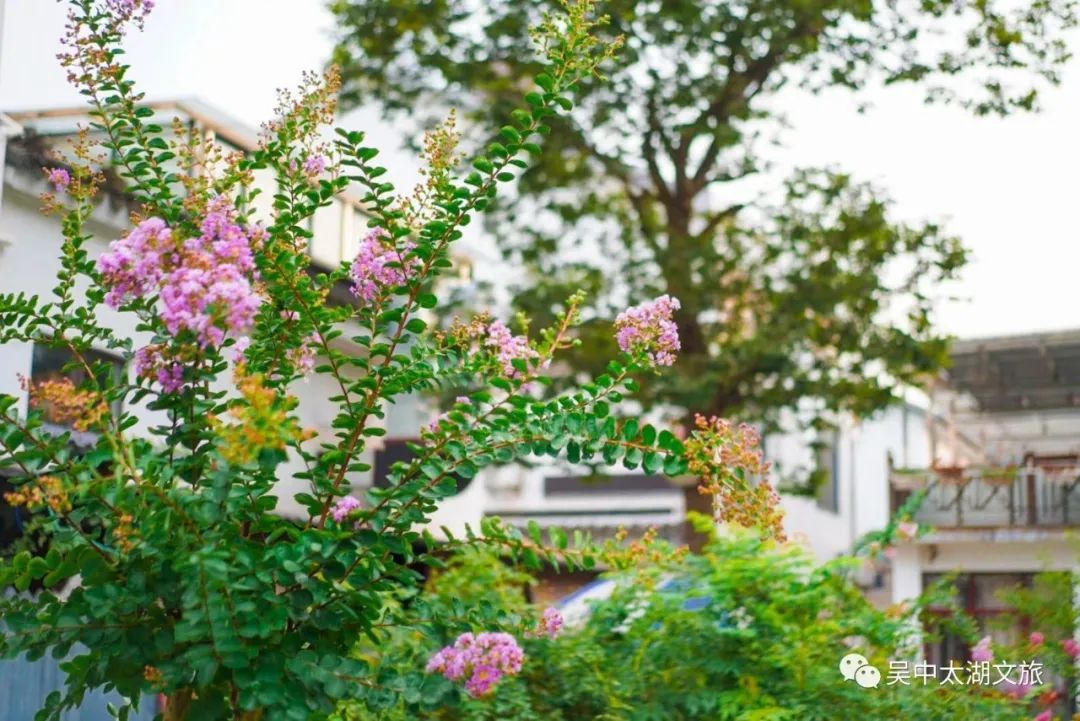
[1,0,1077,340]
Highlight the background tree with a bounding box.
[328,0,1076,528]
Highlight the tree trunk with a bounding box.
[682,483,713,553]
[162,690,192,721]
[663,198,746,553]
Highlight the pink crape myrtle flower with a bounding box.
[348,228,418,301]
[614,295,681,367]
[426,414,446,434]
[970,635,993,663]
[1029,631,1045,647]
[531,607,564,639]
[106,0,154,16]
[1007,681,1033,700]
[1062,638,1080,658]
[896,520,918,541]
[330,496,362,524]
[485,320,537,378]
[104,0,155,27]
[278,311,319,376]
[302,154,326,178]
[97,217,174,308]
[198,196,257,274]
[159,264,259,348]
[287,337,318,376]
[426,632,525,698]
[1033,711,1053,721]
[46,168,71,192]
[98,197,262,376]
[134,346,184,393]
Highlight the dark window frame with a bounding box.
[922,572,1035,667]
[30,342,126,422]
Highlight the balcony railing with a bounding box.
[892,466,1080,528]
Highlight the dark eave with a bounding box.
[947,329,1080,413]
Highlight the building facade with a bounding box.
[892,330,1080,663]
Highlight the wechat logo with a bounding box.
[839,653,881,689]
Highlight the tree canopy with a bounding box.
[329,0,1073,441]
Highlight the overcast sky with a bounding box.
[2,0,1077,340]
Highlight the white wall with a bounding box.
[891,535,1080,605]
[771,403,932,560]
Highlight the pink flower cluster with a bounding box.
[46,168,71,192]
[426,632,524,698]
[160,265,259,348]
[531,607,564,639]
[287,337,318,376]
[614,295,681,367]
[97,197,261,351]
[278,311,319,376]
[348,228,418,301]
[330,495,361,523]
[134,346,185,393]
[485,320,537,377]
[97,217,174,307]
[105,0,154,25]
[302,154,326,178]
[1006,680,1033,700]
[1062,638,1080,658]
[970,635,993,663]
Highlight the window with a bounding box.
[32,343,123,386]
[0,474,24,550]
[372,438,473,495]
[813,433,839,513]
[923,573,1034,668]
[30,343,124,435]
